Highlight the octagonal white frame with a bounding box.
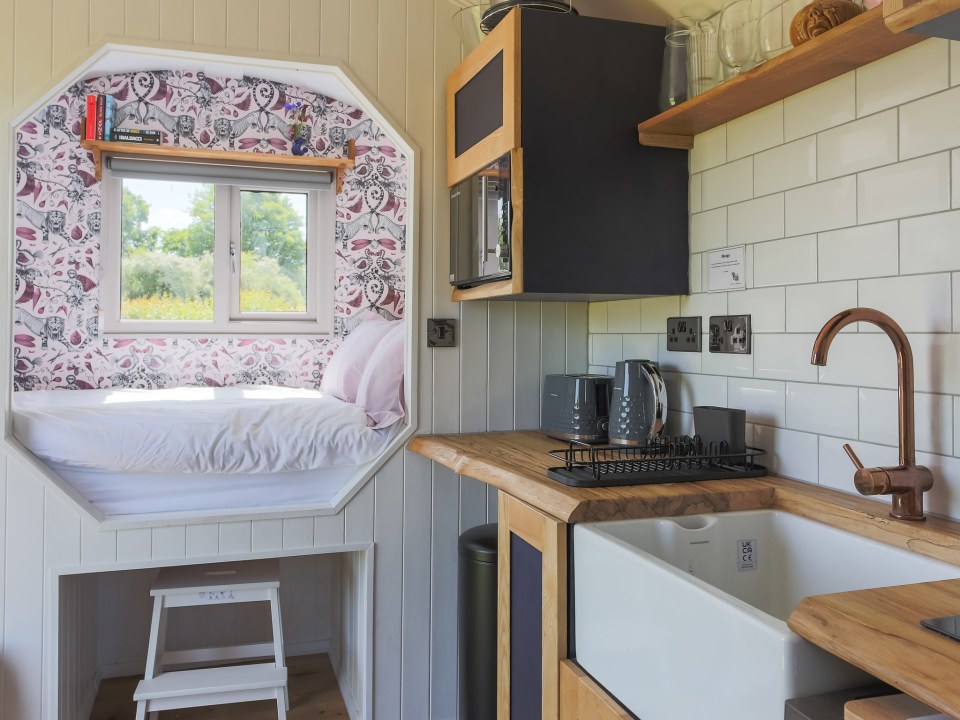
[2,41,419,530]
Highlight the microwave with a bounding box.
[449,152,512,288]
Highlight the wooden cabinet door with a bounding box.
[498,492,567,720]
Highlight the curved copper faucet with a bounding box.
[811,307,933,521]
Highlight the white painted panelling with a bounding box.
[701,350,754,378]
[753,136,816,195]
[727,102,783,161]
[690,124,726,173]
[856,39,950,117]
[680,293,727,331]
[488,302,516,431]
[753,334,820,382]
[786,382,859,437]
[953,40,960,85]
[252,519,284,552]
[218,522,252,555]
[429,465,459,718]
[675,373,727,412]
[858,274,952,333]
[606,299,642,333]
[460,301,489,434]
[859,153,952,224]
[955,273,960,333]
[859,388,953,455]
[282,517,315,549]
[690,254,702,294]
[690,173,702,214]
[727,194,784,245]
[514,303,543,431]
[701,158,753,210]
[816,333,900,389]
[753,235,818,287]
[588,302,607,333]
[373,455,404,719]
[728,286,785,332]
[955,150,960,208]
[623,334,660,362]
[592,334,623,367]
[901,210,960,274]
[752,425,819,481]
[783,72,856,141]
[956,397,960,454]
[658,335,703,374]
[81,522,117,567]
[817,222,899,282]
[641,296,681,334]
[116,529,152,564]
[784,176,857,235]
[344,477,375,547]
[786,281,858,332]
[314,513,346,549]
[400,453,431,719]
[185,524,219,558]
[690,207,728,253]
[817,110,898,180]
[900,85,960,159]
[151,526,186,560]
[727,378,786,426]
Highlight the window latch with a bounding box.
[230,242,237,274]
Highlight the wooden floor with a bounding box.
[89,653,349,719]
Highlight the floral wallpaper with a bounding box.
[13,70,407,391]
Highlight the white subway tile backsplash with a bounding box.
[623,334,660,362]
[702,158,753,210]
[753,425,819,481]
[727,194,785,245]
[817,222,899,281]
[641,296,681,334]
[702,350,754,377]
[859,388,953,455]
[953,41,960,86]
[591,334,623,367]
[690,207,728,253]
[956,396,960,454]
[754,137,817,195]
[588,302,608,333]
[955,273,960,333]
[753,235,818,287]
[680,293,727,331]
[727,102,784,161]
[900,85,960,159]
[858,273,952,332]
[817,110,898,180]
[784,72,856,141]
[690,125,727,174]
[785,176,857,236]
[816,333,899,389]
[901,210,960,274]
[786,281,858,332]
[658,334,703,374]
[913,334,960,395]
[856,38,950,117]
[819,437,897,496]
[676,372,728,412]
[754,334,820,382]
[690,174,702,214]
[728,286,785,332]
[728,378,786,426]
[606,299,642,333]
[786,382,859,437]
[690,254,702,294]
[953,150,960,208]
[858,152,951,224]
[918,450,960,519]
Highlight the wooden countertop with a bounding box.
[409,430,960,719]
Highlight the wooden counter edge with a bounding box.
[845,694,939,720]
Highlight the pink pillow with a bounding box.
[320,312,394,403]
[355,320,406,428]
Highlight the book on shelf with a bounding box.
[111,129,161,145]
[104,95,114,142]
[85,95,97,140]
[95,95,105,141]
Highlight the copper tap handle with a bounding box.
[843,443,864,470]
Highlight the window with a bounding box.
[102,157,334,335]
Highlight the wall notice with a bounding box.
[708,245,746,292]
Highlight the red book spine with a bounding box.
[95,95,105,140]
[85,95,97,140]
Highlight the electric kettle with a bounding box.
[609,359,668,445]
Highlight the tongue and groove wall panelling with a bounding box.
[158,0,193,45]
[124,0,160,42]
[227,0,259,51]
[194,0,228,48]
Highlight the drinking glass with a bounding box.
[758,0,788,60]
[686,19,719,98]
[718,0,757,77]
[658,16,695,111]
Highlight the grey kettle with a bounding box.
[609,359,667,445]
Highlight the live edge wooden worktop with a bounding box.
[408,430,960,719]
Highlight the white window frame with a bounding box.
[101,160,335,336]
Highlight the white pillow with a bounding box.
[320,312,394,403]
[355,320,406,428]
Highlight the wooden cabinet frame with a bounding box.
[559,660,632,720]
[498,492,567,719]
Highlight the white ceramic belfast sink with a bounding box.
[573,510,960,720]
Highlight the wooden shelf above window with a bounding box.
[80,139,356,193]
[636,6,923,149]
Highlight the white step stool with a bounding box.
[134,560,289,720]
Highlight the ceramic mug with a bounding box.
[609,359,668,446]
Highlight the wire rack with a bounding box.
[546,435,767,488]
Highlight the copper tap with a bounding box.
[810,307,933,521]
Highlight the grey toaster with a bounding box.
[541,374,613,442]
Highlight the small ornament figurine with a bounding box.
[285,99,311,155]
[790,0,862,46]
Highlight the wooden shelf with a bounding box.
[637,6,923,149]
[80,138,356,193]
[884,0,960,37]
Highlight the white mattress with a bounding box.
[12,386,399,517]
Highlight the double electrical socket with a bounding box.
[666,315,752,354]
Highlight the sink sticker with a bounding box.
[737,538,757,571]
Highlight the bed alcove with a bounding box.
[5,41,418,720]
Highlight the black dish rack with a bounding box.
[546,435,767,488]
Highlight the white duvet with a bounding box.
[12,386,396,474]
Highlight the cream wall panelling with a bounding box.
[0,4,590,719]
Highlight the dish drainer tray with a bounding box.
[546,436,767,488]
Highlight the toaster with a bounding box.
[541,374,613,442]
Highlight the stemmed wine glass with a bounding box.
[718,0,758,78]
